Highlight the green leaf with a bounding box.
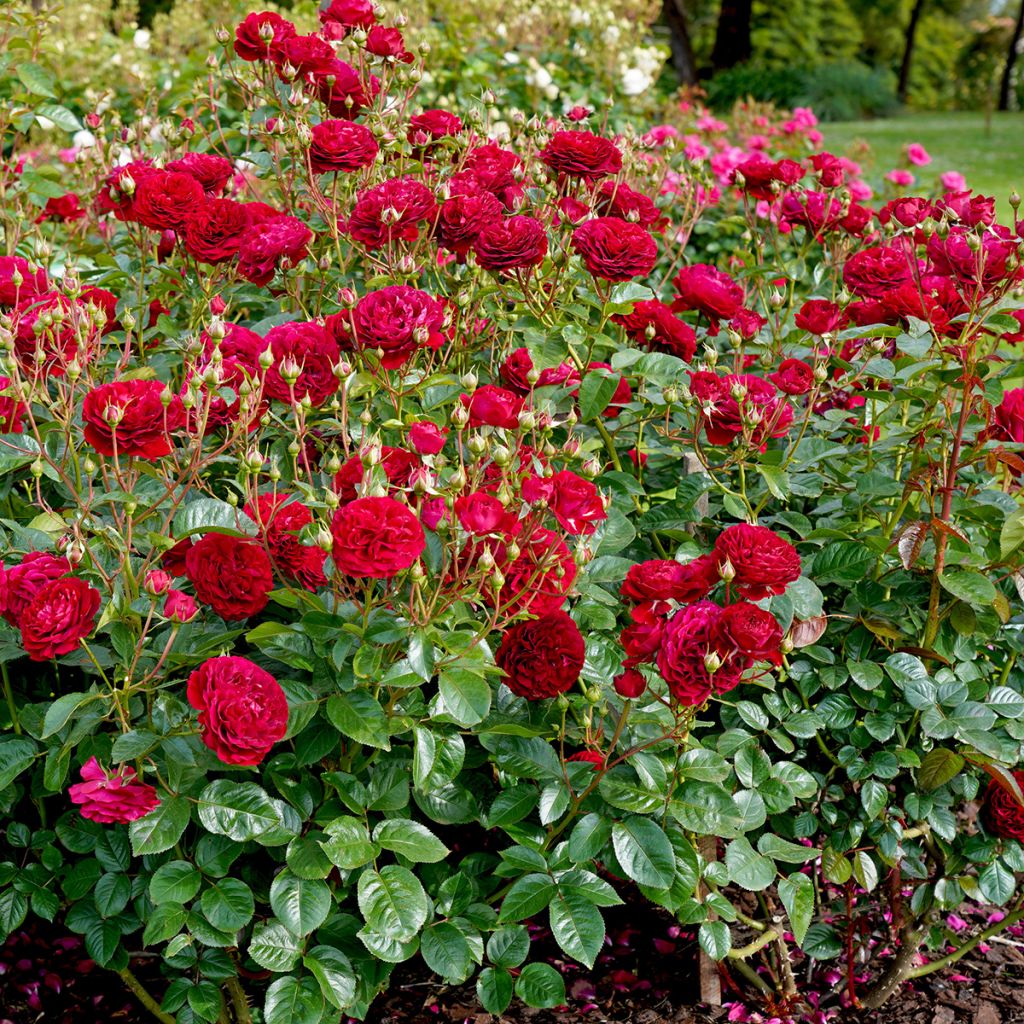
[437,668,492,726]
[756,834,817,864]
[150,861,201,905]
[979,861,1015,905]
[197,780,281,841]
[35,103,82,132]
[940,570,997,609]
[94,873,131,918]
[129,795,190,856]
[320,815,378,869]
[421,921,474,982]
[698,920,731,960]
[724,837,776,891]
[187,981,223,1023]
[264,976,325,1024]
[803,923,842,960]
[42,691,96,738]
[498,873,557,922]
[486,926,530,968]
[201,878,255,932]
[173,498,256,538]
[611,816,675,889]
[578,369,622,420]
[249,920,302,972]
[326,691,391,750]
[357,865,429,941]
[1001,508,1024,559]
[917,748,965,790]
[269,871,331,936]
[514,962,566,1008]
[477,967,514,1015]
[373,819,449,863]
[778,872,814,946]
[17,62,57,97]
[549,891,605,968]
[568,813,612,863]
[304,945,357,1010]
[860,779,888,820]
[0,737,38,790]
[143,903,186,946]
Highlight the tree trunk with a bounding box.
[897,0,927,103]
[663,0,699,86]
[998,0,1024,112]
[710,0,753,72]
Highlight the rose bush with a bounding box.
[1,5,1024,1024]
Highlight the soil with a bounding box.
[6,902,1024,1024]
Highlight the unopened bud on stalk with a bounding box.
[450,405,470,428]
[496,482,514,504]
[719,557,735,582]
[478,547,495,570]
[258,347,274,370]
[1011,191,1021,211]
[467,434,487,456]
[268,465,281,482]
[359,408,373,425]
[581,457,601,478]
[518,410,535,430]
[216,26,230,43]
[662,385,679,404]
[703,651,723,674]
[813,363,828,383]
[30,459,44,478]
[448,467,467,490]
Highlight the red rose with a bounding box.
[690,371,792,447]
[244,493,327,590]
[187,655,288,766]
[657,601,745,706]
[262,321,341,406]
[548,470,606,536]
[408,421,447,455]
[572,217,657,281]
[319,0,376,33]
[13,293,96,377]
[672,264,744,322]
[474,216,548,274]
[982,771,1024,840]
[365,25,413,61]
[164,590,199,622]
[185,533,273,619]
[133,171,206,231]
[331,496,425,577]
[613,299,696,361]
[277,34,337,78]
[730,308,767,340]
[937,190,996,227]
[313,59,380,118]
[713,523,800,600]
[715,601,783,665]
[82,379,185,459]
[408,110,463,146]
[348,177,437,249]
[621,607,664,668]
[770,358,814,396]
[593,181,665,231]
[500,348,579,394]
[732,154,804,200]
[794,299,846,336]
[540,130,622,181]
[309,119,379,174]
[613,668,647,698]
[333,445,420,502]
[68,758,159,824]
[35,193,86,224]
[460,385,524,429]
[0,255,48,309]
[460,145,525,209]
[20,577,101,661]
[991,388,1024,444]
[234,11,296,62]
[810,152,845,188]
[496,610,585,699]
[455,493,512,535]
[95,160,158,221]
[183,199,250,263]
[842,245,914,299]
[162,538,194,577]
[485,526,576,616]
[567,750,605,769]
[237,216,312,287]
[621,556,716,603]
[166,153,234,196]
[351,286,446,369]
[436,190,504,258]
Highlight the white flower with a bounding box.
[526,65,553,89]
[503,51,520,65]
[621,68,650,95]
[133,28,151,49]
[72,129,97,149]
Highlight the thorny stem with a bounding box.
[117,967,176,1024]
[226,975,254,1024]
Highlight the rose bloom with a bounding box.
[474,215,548,273]
[500,348,579,394]
[982,771,1024,840]
[436,190,504,258]
[991,388,1024,444]
[308,119,379,174]
[276,34,338,78]
[244,493,327,590]
[843,245,914,299]
[183,198,250,263]
[351,286,446,369]
[621,556,717,603]
[621,604,665,667]
[262,321,341,406]
[567,750,605,769]
[614,300,696,361]
[715,601,783,665]
[496,610,585,699]
[185,533,274,619]
[82,379,186,458]
[69,758,160,824]
[770,358,815,396]
[795,298,847,336]
[906,143,931,166]
[572,217,657,281]
[331,496,425,578]
[2,552,71,626]
[547,470,607,536]
[690,371,793,447]
[540,130,622,182]
[408,421,447,455]
[13,292,96,377]
[475,525,577,616]
[0,255,48,309]
[313,59,381,118]
[593,181,665,231]
[36,193,86,224]
[20,577,101,661]
[713,523,800,600]
[348,176,437,249]
[462,144,525,208]
[460,385,524,429]
[237,216,312,287]
[672,264,744,322]
[614,668,647,698]
[165,589,199,622]
[234,11,296,62]
[408,110,464,147]
[320,0,376,34]
[455,492,512,535]
[658,600,744,706]
[133,170,205,231]
[166,152,234,196]
[365,25,413,61]
[333,445,420,502]
[187,656,288,766]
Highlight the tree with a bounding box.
[897,0,928,101]
[663,0,700,85]
[998,0,1024,111]
[710,0,754,70]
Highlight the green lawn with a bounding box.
[824,112,1024,221]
